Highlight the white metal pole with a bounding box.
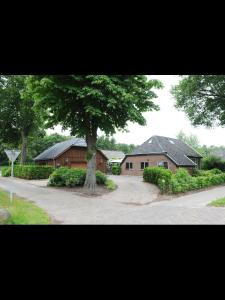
[11,160,14,177]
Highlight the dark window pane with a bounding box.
[145,162,149,168]
[141,162,144,169]
[130,163,133,169]
[163,162,168,169]
[126,162,129,170]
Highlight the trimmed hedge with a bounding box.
[1,165,54,179]
[48,167,107,187]
[143,167,172,193]
[192,168,222,177]
[143,167,225,194]
[111,165,121,175]
[1,166,11,177]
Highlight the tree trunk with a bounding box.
[84,132,97,194]
[20,131,28,165]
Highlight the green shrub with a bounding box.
[202,156,225,171]
[1,166,11,177]
[143,167,172,193]
[49,168,86,187]
[96,170,107,185]
[145,166,225,195]
[105,179,117,190]
[192,168,222,177]
[1,165,54,179]
[111,165,121,175]
[48,168,108,187]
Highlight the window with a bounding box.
[158,161,168,169]
[126,162,133,170]
[141,162,149,169]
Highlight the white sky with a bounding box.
[47,75,225,147]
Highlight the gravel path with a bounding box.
[1,175,225,224]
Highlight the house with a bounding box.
[121,135,202,176]
[34,138,108,173]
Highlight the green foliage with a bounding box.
[26,75,162,137]
[111,165,121,175]
[26,75,162,189]
[192,168,222,177]
[96,170,107,185]
[0,189,50,224]
[171,168,225,194]
[144,166,225,194]
[97,135,136,154]
[143,167,172,193]
[208,197,225,207]
[176,131,201,151]
[202,156,225,171]
[105,179,117,191]
[1,166,11,177]
[27,132,70,161]
[172,75,225,127]
[2,165,54,179]
[0,75,42,163]
[48,168,107,187]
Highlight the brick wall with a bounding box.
[121,154,178,176]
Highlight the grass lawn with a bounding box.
[208,198,225,207]
[0,189,50,224]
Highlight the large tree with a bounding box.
[171,75,225,127]
[26,75,162,192]
[0,75,40,164]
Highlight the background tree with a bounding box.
[96,135,136,154]
[171,75,225,127]
[26,75,162,192]
[0,75,40,164]
[176,131,201,151]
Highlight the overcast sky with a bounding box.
[48,75,225,147]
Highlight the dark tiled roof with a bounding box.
[34,138,87,161]
[130,135,202,166]
[101,150,125,160]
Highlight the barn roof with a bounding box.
[34,138,87,161]
[34,138,109,161]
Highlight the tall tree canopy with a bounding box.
[26,75,162,191]
[0,75,40,164]
[172,75,225,127]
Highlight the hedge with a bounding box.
[1,165,54,179]
[143,167,225,194]
[202,156,225,172]
[143,167,172,193]
[48,167,107,187]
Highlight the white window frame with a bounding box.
[158,161,169,169]
[126,162,133,170]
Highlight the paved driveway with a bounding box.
[1,175,225,224]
